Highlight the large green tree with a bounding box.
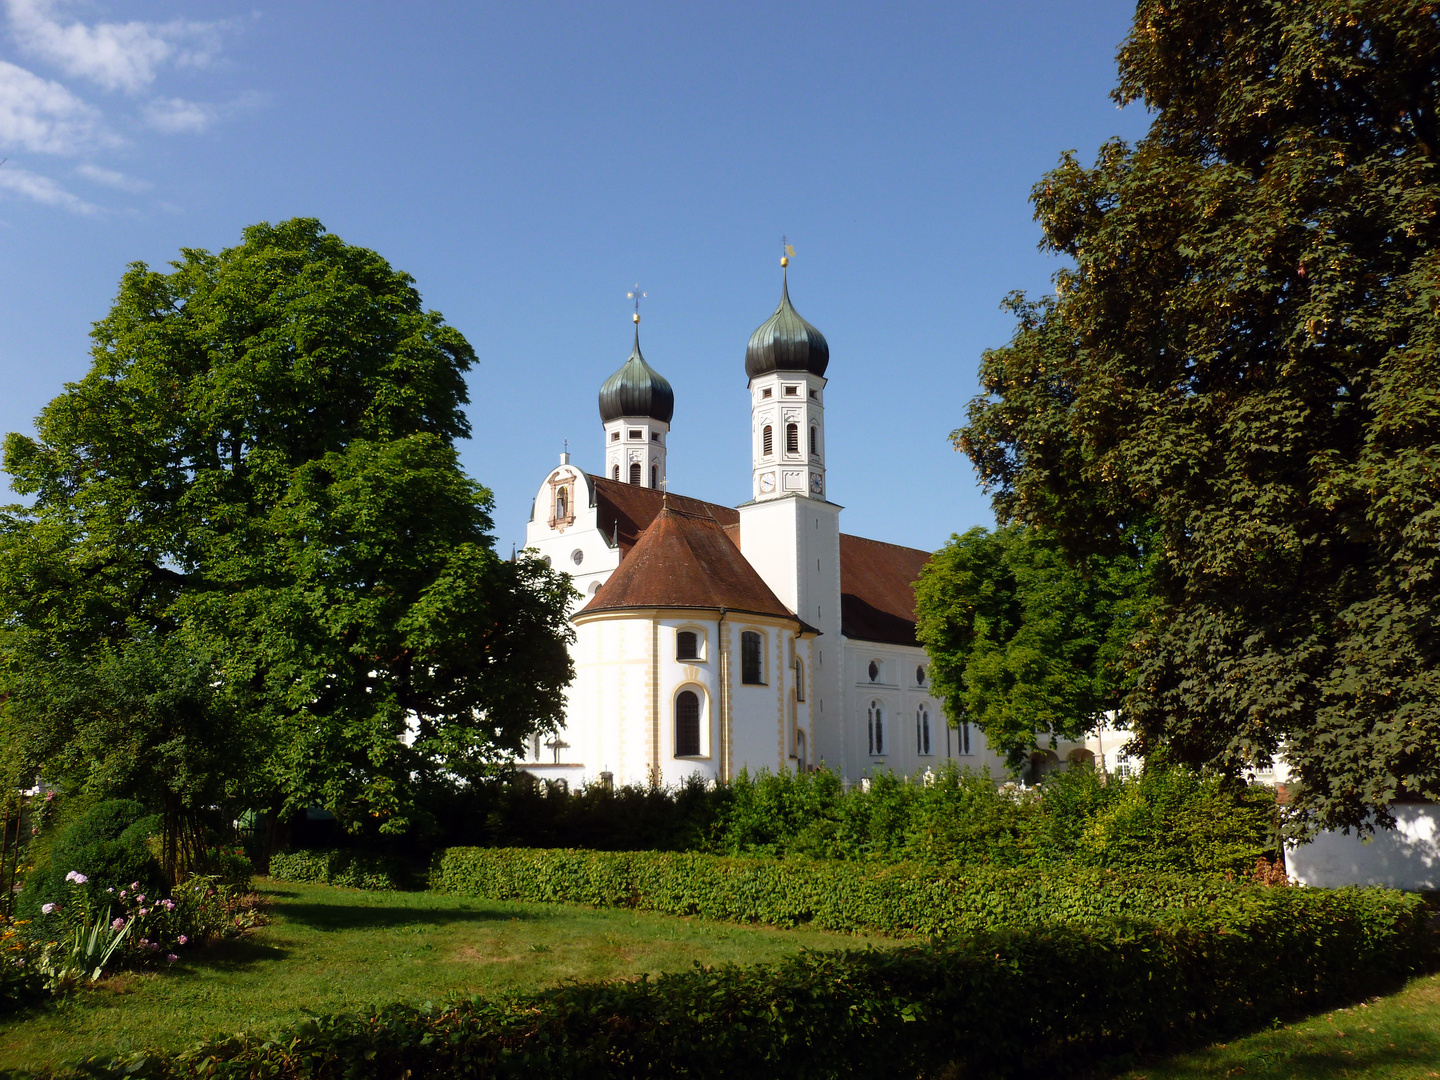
[0,219,575,857]
[915,525,1151,767]
[960,1,1440,834]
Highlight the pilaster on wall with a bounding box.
[649,620,660,787]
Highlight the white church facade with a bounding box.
[517,266,1104,789]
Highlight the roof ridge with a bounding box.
[840,531,931,557]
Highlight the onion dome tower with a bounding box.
[600,298,673,488]
[744,252,829,502]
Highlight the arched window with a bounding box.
[612,464,620,480]
[868,660,879,682]
[917,706,931,756]
[962,721,972,755]
[676,630,699,660]
[786,423,799,454]
[675,690,701,756]
[868,700,884,756]
[741,631,764,684]
[555,486,568,520]
[651,464,658,488]
[629,462,641,485]
[810,426,817,455]
[762,426,773,457]
[916,665,926,686]
[793,657,805,701]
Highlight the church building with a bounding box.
[519,263,1011,788]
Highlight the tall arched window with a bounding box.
[793,657,805,701]
[786,423,799,454]
[555,486,568,520]
[612,464,620,481]
[741,631,764,684]
[651,464,658,488]
[675,690,701,756]
[810,426,817,455]
[917,705,931,756]
[629,462,641,485]
[868,700,884,756]
[762,426,773,456]
[961,721,972,755]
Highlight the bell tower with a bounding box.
[598,289,673,488]
[737,251,844,772]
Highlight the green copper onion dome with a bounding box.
[744,271,829,380]
[599,322,675,424]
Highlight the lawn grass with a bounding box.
[1102,971,1440,1080]
[0,879,879,1071]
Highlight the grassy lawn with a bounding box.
[1103,972,1440,1080]
[0,879,879,1071]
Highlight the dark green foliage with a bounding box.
[23,892,1430,1079]
[0,219,576,848]
[958,1,1440,835]
[432,846,1306,936]
[914,524,1153,764]
[268,849,408,891]
[18,800,162,931]
[446,764,1276,876]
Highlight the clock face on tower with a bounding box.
[760,473,776,493]
[809,473,823,494]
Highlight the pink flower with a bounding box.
[40,903,55,915]
[111,918,126,931]
[166,954,178,964]
[177,935,188,945]
[138,938,149,947]
[130,882,140,890]
[137,908,148,917]
[135,895,145,903]
[107,887,114,894]
[148,942,159,952]
[119,890,127,899]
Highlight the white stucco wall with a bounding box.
[1287,804,1440,892]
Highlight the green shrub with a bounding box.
[268,849,408,890]
[28,893,1430,1080]
[433,846,1330,937]
[434,763,1276,875]
[17,800,162,935]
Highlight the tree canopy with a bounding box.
[0,219,575,854]
[914,525,1151,767]
[959,1,1440,834]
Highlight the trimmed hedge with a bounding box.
[432,846,1296,936]
[267,849,409,891]
[29,895,1432,1079]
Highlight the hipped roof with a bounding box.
[586,477,931,645]
[578,504,800,623]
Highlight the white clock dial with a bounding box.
[760,473,776,493]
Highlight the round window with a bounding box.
[541,555,552,567]
[571,549,584,566]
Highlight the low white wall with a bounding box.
[1287,804,1439,892]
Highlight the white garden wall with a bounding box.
[1287,804,1439,892]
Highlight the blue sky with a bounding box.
[0,1,1151,554]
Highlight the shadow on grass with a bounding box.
[174,937,292,973]
[273,902,547,932]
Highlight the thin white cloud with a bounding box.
[75,161,147,191]
[142,95,211,134]
[0,161,97,212]
[0,58,106,153]
[5,0,227,94]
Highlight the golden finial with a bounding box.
[628,283,646,323]
[780,236,794,268]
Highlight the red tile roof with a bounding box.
[587,478,931,644]
[578,504,799,622]
[838,533,931,646]
[589,475,737,556]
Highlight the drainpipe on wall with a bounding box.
[717,607,729,783]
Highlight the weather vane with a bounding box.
[781,236,794,268]
[628,283,646,323]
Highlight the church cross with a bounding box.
[628,283,646,321]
